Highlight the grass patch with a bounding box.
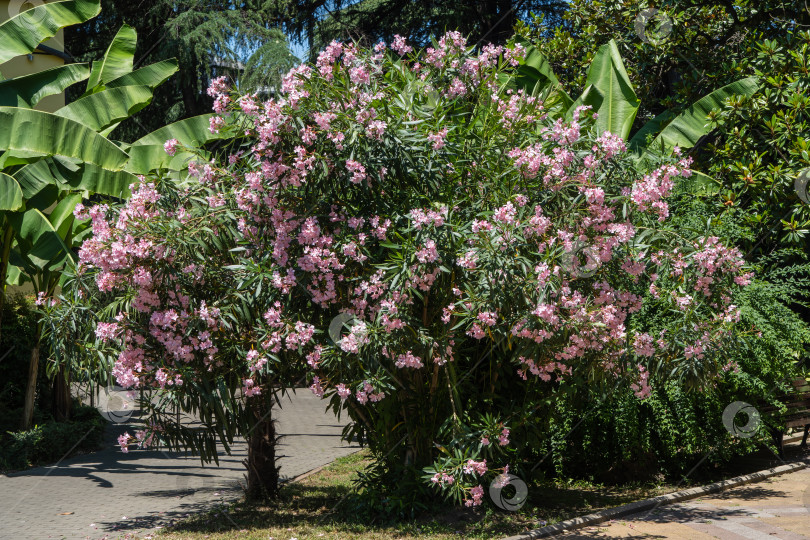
[156,440,810,539]
[156,451,679,540]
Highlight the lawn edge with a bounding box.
[504,457,808,539]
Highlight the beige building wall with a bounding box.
[0,0,67,112]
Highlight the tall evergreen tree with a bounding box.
[276,0,568,58]
[65,1,298,142]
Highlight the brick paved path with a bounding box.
[558,465,810,539]
[0,390,359,540]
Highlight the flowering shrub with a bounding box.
[72,32,752,504]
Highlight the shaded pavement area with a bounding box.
[556,447,810,539]
[0,390,359,540]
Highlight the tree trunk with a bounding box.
[52,366,72,422]
[0,223,13,346]
[20,341,40,430]
[243,400,280,500]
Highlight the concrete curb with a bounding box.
[503,460,808,539]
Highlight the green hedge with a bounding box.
[0,404,106,471]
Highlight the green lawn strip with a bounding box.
[157,441,809,540]
[156,451,680,540]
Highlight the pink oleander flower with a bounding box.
[117,433,130,453]
[465,485,484,507]
[427,128,448,150]
[95,322,120,342]
[163,138,179,156]
[395,351,423,369]
[391,34,413,55]
[463,459,488,476]
[243,378,261,397]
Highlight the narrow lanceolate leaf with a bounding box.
[85,24,137,92]
[55,85,154,132]
[0,0,101,64]
[131,114,230,147]
[104,59,179,91]
[636,76,760,158]
[0,173,23,211]
[0,107,129,170]
[581,39,639,140]
[0,64,90,108]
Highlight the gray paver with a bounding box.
[0,390,359,540]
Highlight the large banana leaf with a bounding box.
[7,208,70,270]
[104,59,179,91]
[125,145,204,175]
[85,24,136,92]
[14,158,134,199]
[0,64,90,108]
[0,173,23,211]
[50,193,81,240]
[0,107,129,170]
[631,76,760,158]
[126,114,231,174]
[131,114,228,147]
[513,43,572,117]
[579,39,639,140]
[55,85,154,132]
[0,0,101,64]
[565,84,603,120]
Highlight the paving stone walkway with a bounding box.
[0,390,359,540]
[558,462,810,539]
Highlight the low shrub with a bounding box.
[0,403,106,471]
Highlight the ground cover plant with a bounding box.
[51,30,769,512]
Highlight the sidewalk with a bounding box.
[0,390,359,540]
[556,458,810,539]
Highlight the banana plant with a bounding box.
[514,39,760,194]
[0,0,186,428]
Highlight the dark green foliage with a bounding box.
[281,0,568,56]
[518,0,809,136]
[541,281,807,483]
[0,294,42,411]
[0,403,105,471]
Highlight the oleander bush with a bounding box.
[47,33,762,508]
